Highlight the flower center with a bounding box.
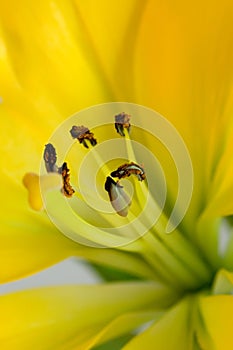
[23,103,193,246]
[23,103,214,291]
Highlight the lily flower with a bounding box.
[1,0,233,349]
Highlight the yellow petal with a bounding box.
[199,295,233,350]
[0,175,77,282]
[0,0,147,282]
[212,269,233,295]
[123,297,193,350]
[133,0,233,224]
[0,0,119,181]
[0,0,137,214]
[72,0,146,97]
[201,136,233,218]
[0,0,114,117]
[84,310,163,349]
[1,0,233,227]
[0,281,172,349]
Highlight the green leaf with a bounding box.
[92,263,142,282]
[93,334,133,350]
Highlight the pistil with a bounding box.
[23,172,62,211]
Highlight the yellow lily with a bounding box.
[1,0,233,349]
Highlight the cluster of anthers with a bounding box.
[43,113,146,217]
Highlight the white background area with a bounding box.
[0,258,102,295]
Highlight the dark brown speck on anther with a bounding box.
[70,125,97,148]
[60,162,75,197]
[43,143,58,173]
[115,112,131,136]
[111,162,146,181]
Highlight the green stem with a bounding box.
[151,219,213,283]
[119,218,199,289]
[142,234,202,289]
[124,131,213,286]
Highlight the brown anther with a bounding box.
[70,125,97,148]
[59,162,75,197]
[115,112,131,136]
[111,162,146,181]
[43,143,58,173]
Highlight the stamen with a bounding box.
[70,125,97,148]
[105,176,131,217]
[43,143,58,173]
[59,162,75,198]
[115,112,131,136]
[44,143,75,198]
[124,128,149,203]
[23,172,62,211]
[111,162,146,182]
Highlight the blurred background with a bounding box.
[0,259,101,295]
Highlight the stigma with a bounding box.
[105,176,131,217]
[23,172,62,211]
